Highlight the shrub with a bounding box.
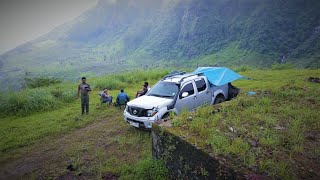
[50,88,77,103]
[120,157,168,180]
[24,77,61,88]
[271,63,294,70]
[0,89,56,115]
[26,88,59,112]
[208,130,230,155]
[93,77,126,90]
[229,138,250,157]
[0,86,76,116]
[234,65,250,72]
[92,69,169,90]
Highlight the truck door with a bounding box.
[195,78,211,106]
[175,82,198,113]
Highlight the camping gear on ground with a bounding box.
[247,91,256,96]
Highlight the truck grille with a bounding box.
[127,106,146,117]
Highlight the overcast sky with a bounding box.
[0,0,98,54]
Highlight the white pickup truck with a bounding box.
[123,71,234,129]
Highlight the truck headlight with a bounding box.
[147,108,158,117]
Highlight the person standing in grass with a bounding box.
[78,77,91,114]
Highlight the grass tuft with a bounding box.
[120,157,168,180]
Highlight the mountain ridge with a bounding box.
[1,0,320,90]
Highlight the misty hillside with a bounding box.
[1,0,320,90]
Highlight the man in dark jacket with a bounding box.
[116,89,130,106]
[77,77,91,114]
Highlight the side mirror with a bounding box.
[181,92,189,98]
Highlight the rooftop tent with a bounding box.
[193,67,243,86]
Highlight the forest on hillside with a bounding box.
[0,0,319,91]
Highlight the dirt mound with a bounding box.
[102,173,118,180]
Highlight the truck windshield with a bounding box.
[147,82,179,99]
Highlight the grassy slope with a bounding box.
[0,70,169,179]
[1,68,319,179]
[193,43,272,67]
[169,69,320,179]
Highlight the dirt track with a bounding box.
[0,115,150,179]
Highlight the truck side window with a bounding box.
[195,78,207,92]
[179,83,194,99]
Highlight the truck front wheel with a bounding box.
[161,113,170,121]
[214,95,225,104]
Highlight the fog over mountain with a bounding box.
[0,0,98,54]
[1,0,320,89]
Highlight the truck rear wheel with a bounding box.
[214,95,225,104]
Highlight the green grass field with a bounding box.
[170,69,320,179]
[0,69,169,179]
[0,68,319,179]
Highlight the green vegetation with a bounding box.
[91,69,169,90]
[0,0,318,178]
[120,157,168,180]
[0,69,169,179]
[1,68,319,179]
[0,69,169,150]
[169,69,320,179]
[0,84,76,116]
[1,0,320,91]
[271,63,295,70]
[24,77,62,88]
[0,70,169,116]
[194,43,271,68]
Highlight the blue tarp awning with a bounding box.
[193,67,243,86]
